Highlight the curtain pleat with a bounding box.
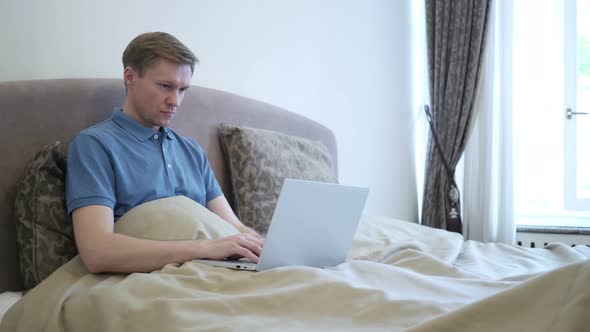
[421,0,491,232]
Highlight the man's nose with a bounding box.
[167,90,181,107]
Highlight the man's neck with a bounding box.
[122,101,159,131]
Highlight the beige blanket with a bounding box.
[2,197,589,331]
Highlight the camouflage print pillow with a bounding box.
[14,141,77,290]
[219,124,337,235]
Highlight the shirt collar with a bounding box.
[112,109,174,142]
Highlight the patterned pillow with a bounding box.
[219,124,337,235]
[14,141,77,290]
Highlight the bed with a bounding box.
[0,79,589,331]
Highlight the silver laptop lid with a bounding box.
[256,179,369,271]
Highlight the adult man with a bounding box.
[66,32,264,274]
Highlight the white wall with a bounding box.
[0,0,418,222]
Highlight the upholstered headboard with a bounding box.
[0,78,337,292]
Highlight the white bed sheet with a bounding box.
[0,292,22,322]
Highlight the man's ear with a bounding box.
[123,67,136,87]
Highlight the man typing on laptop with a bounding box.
[66,32,264,274]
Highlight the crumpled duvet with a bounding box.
[2,214,589,332]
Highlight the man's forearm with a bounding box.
[82,232,200,273]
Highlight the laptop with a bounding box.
[194,178,369,271]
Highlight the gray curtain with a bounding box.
[421,0,491,232]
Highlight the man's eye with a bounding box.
[180,88,187,94]
[159,83,171,90]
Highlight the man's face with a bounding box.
[124,58,192,129]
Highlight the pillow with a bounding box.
[14,141,77,290]
[218,124,337,235]
[114,195,239,240]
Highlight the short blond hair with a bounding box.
[122,32,198,76]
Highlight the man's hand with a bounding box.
[236,224,261,236]
[198,233,265,263]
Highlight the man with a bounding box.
[66,32,264,274]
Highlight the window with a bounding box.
[514,0,590,227]
[564,0,590,208]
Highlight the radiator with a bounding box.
[516,232,590,248]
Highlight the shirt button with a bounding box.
[153,134,159,140]
[167,163,172,168]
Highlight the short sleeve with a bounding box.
[66,133,116,214]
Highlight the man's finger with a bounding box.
[236,247,259,263]
[237,236,263,256]
[244,233,265,246]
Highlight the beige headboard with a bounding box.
[0,78,337,292]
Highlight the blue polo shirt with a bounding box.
[66,109,223,220]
